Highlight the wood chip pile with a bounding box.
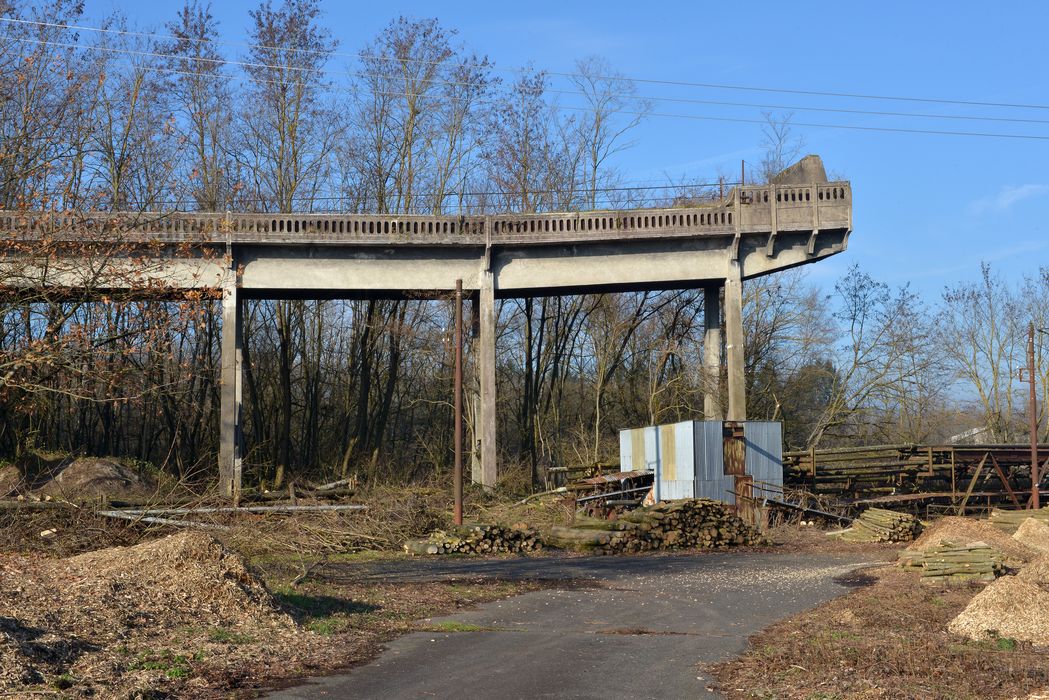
[545,498,766,554]
[898,541,1004,585]
[1014,517,1049,554]
[835,508,921,542]
[404,523,543,555]
[990,507,1049,533]
[948,557,1049,645]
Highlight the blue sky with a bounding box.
[82,0,1049,299]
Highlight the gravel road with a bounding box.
[267,551,884,700]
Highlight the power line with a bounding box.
[5,15,1049,113]
[10,35,1049,142]
[556,105,1049,141]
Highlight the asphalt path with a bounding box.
[267,551,883,700]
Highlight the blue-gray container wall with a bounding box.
[619,420,783,504]
[743,421,784,497]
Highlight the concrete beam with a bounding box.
[724,261,746,421]
[478,271,498,490]
[218,283,243,500]
[703,285,723,420]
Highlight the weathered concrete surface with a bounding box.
[268,551,884,700]
[771,154,829,185]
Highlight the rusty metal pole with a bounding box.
[1029,322,1040,510]
[454,279,464,525]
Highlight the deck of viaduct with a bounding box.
[1,156,852,498]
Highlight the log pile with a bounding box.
[545,499,766,555]
[989,507,1049,533]
[404,523,543,555]
[899,541,1004,585]
[835,507,921,542]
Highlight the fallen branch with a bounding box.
[311,478,355,492]
[515,487,567,505]
[97,510,229,531]
[113,504,369,516]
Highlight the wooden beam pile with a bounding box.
[545,499,765,555]
[899,542,1004,585]
[835,507,921,542]
[404,523,543,555]
[783,445,950,498]
[989,507,1049,533]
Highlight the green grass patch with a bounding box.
[51,674,75,690]
[996,637,1018,651]
[207,628,256,645]
[306,617,350,635]
[129,649,194,679]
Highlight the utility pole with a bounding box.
[453,280,464,525]
[1028,322,1040,509]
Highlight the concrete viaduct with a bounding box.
[1,155,852,498]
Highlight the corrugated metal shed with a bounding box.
[693,421,725,481]
[743,421,784,494]
[618,420,783,505]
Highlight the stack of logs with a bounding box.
[899,542,1003,585]
[990,507,1049,533]
[546,499,766,555]
[404,523,543,555]
[836,508,921,543]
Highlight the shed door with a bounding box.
[723,422,745,476]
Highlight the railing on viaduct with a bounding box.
[0,183,851,246]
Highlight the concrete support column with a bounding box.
[724,261,747,421]
[219,284,243,500]
[703,284,723,420]
[478,271,498,490]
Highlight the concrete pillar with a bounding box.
[219,284,243,500]
[724,261,747,421]
[478,271,498,489]
[703,284,723,420]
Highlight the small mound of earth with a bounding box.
[33,457,154,500]
[63,531,293,629]
[948,573,1049,645]
[1015,518,1049,554]
[1,531,297,695]
[0,464,22,498]
[910,516,1035,566]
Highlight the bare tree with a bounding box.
[758,111,805,184]
[163,1,235,211]
[570,56,650,209]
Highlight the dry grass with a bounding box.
[764,523,902,556]
[0,529,554,698]
[0,503,156,557]
[0,479,583,698]
[712,566,1049,699]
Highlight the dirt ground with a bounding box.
[712,565,1049,700]
[9,494,1043,699]
[0,529,559,698]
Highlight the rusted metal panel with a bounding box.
[723,422,746,476]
